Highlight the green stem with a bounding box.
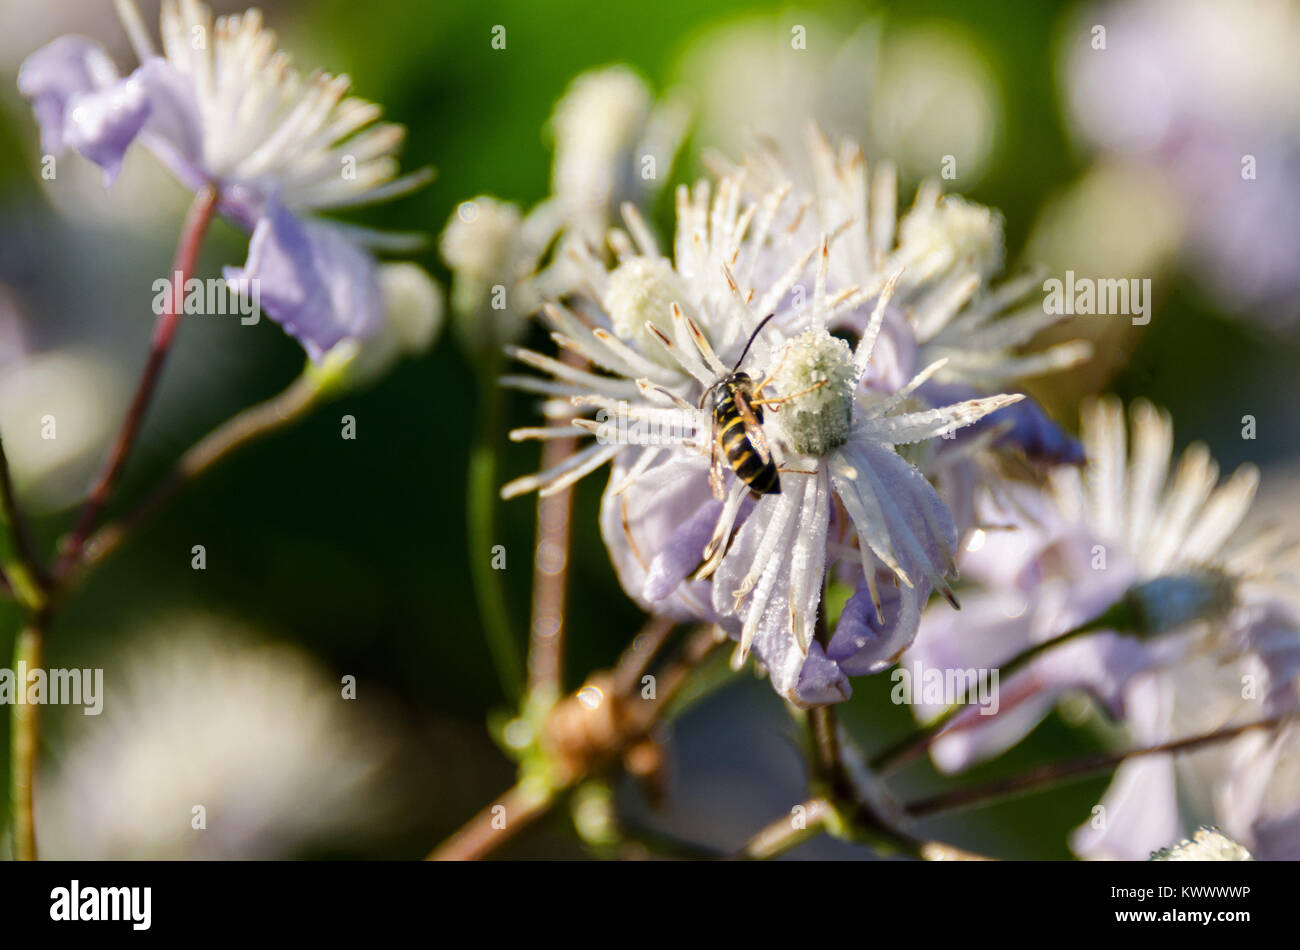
[468,355,524,701]
[743,796,834,859]
[791,597,924,858]
[0,431,49,607]
[10,618,47,860]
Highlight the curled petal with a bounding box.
[713,471,849,706]
[224,201,383,361]
[921,380,1084,465]
[1071,753,1183,860]
[643,496,723,602]
[132,57,206,193]
[60,74,151,184]
[17,36,120,155]
[832,440,957,596]
[598,452,722,623]
[828,575,924,676]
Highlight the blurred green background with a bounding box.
[0,0,1296,859]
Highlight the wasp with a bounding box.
[700,313,824,500]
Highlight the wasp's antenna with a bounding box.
[732,312,777,372]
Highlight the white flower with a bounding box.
[701,272,1020,704]
[116,0,428,215]
[36,620,412,858]
[500,166,1020,705]
[19,0,434,360]
[439,196,562,351]
[729,127,1091,395]
[500,173,844,501]
[675,15,1001,187]
[1151,828,1254,861]
[548,64,688,244]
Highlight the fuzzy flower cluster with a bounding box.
[479,122,1093,707]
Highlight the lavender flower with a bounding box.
[1073,602,1300,860]
[502,152,1022,706]
[1062,0,1300,327]
[905,397,1295,772]
[17,0,432,361]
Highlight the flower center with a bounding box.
[895,194,1003,284]
[1122,567,1238,637]
[771,329,856,456]
[604,257,689,368]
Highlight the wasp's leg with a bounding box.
[752,378,829,410]
[752,348,791,399]
[709,433,727,500]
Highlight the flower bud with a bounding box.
[603,257,689,366]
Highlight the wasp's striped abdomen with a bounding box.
[713,377,780,495]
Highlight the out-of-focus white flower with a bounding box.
[1060,0,1300,326]
[675,15,1001,187]
[548,64,688,246]
[37,620,411,859]
[717,128,1090,439]
[439,196,565,354]
[1073,604,1300,860]
[322,262,444,389]
[867,25,1001,188]
[0,285,28,370]
[0,347,127,511]
[18,0,433,361]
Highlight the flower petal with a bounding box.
[60,74,151,184]
[921,381,1084,465]
[598,451,723,623]
[828,574,924,675]
[17,35,120,156]
[224,201,383,360]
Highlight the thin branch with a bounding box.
[427,783,554,861]
[795,600,927,858]
[9,185,219,864]
[740,795,995,861]
[610,615,677,697]
[904,713,1295,819]
[527,426,578,696]
[870,610,1118,773]
[0,430,49,599]
[9,615,49,860]
[427,622,724,861]
[78,373,323,572]
[743,796,834,859]
[55,184,219,582]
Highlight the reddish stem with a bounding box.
[55,185,219,581]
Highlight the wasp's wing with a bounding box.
[735,395,772,465]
